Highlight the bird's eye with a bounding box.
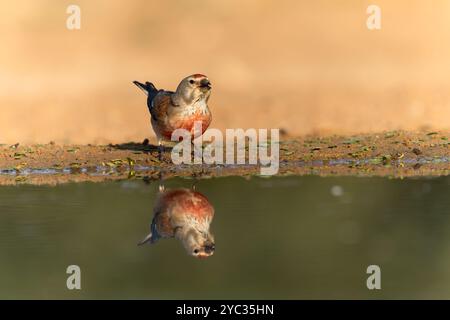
[189,79,195,84]
[193,249,199,254]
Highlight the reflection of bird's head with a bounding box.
[176,227,215,258]
[139,188,215,259]
[175,74,211,105]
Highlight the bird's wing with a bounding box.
[149,91,175,121]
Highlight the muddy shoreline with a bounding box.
[0,131,448,185]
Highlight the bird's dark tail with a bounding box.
[133,81,158,97]
[137,231,153,246]
[137,223,160,246]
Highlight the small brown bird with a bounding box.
[138,187,215,258]
[133,74,212,151]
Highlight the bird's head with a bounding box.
[175,74,212,105]
[176,227,215,259]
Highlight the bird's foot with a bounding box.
[157,142,165,161]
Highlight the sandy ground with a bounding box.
[0,131,448,185]
[1,1,450,144]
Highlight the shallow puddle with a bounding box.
[0,175,449,299]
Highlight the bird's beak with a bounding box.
[200,79,211,89]
[203,243,215,254]
[193,242,215,258]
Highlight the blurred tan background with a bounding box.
[1,0,450,144]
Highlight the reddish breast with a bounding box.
[162,112,211,139]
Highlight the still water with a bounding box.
[0,175,449,299]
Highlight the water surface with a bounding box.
[0,176,449,299]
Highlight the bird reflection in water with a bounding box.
[139,185,215,258]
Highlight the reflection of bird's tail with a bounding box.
[137,231,153,246]
[137,223,160,246]
[133,81,157,97]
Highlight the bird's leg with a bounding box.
[158,140,164,160]
[157,159,167,191]
[190,140,201,177]
[198,141,207,176]
[191,140,208,177]
[200,152,206,176]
